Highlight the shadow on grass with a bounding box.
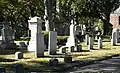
[72,54,90,56]
[0,50,28,55]
[0,57,17,62]
[81,50,90,52]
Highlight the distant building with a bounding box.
[110,7,120,28]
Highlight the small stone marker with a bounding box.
[12,64,24,73]
[67,46,74,53]
[0,67,6,73]
[19,42,27,47]
[15,52,23,59]
[49,58,59,66]
[77,45,82,52]
[58,46,68,53]
[98,37,102,49]
[64,56,72,63]
[48,31,57,55]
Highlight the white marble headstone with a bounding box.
[66,23,76,47]
[28,17,44,51]
[98,37,102,49]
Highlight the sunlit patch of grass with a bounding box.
[1,37,120,72]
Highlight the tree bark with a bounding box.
[100,14,112,35]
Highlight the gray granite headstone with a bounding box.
[35,32,45,57]
[48,31,57,55]
[88,37,93,49]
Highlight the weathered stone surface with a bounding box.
[85,35,89,45]
[49,58,59,66]
[28,16,43,51]
[98,37,102,49]
[88,37,93,49]
[15,52,23,59]
[35,32,45,57]
[64,56,72,63]
[77,45,82,52]
[66,22,76,47]
[111,31,116,46]
[48,31,57,55]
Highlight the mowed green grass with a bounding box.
[1,37,120,72]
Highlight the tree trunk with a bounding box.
[100,15,112,35]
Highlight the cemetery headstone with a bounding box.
[98,37,102,49]
[111,28,117,46]
[0,22,16,50]
[67,46,74,53]
[28,16,45,57]
[77,45,82,52]
[116,29,120,43]
[48,31,57,55]
[49,58,59,66]
[66,21,76,47]
[35,32,45,57]
[88,37,93,49]
[15,52,23,59]
[85,35,89,45]
[64,56,72,63]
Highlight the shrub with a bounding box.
[42,31,69,46]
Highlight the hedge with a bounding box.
[42,31,69,45]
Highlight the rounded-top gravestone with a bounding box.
[15,52,23,59]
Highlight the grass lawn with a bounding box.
[1,37,120,72]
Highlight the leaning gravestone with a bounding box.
[98,37,102,49]
[48,31,57,55]
[28,17,45,57]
